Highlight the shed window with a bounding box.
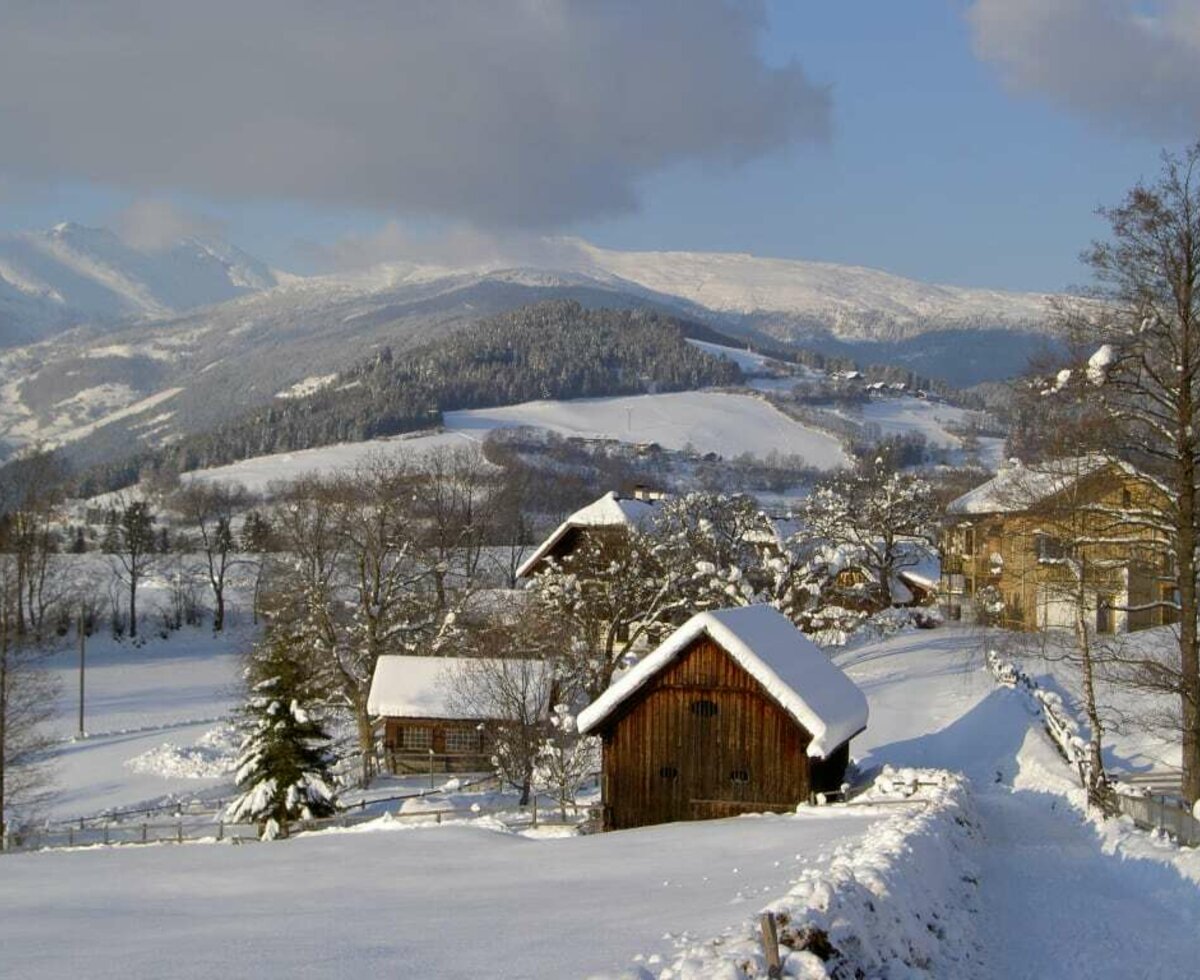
[401,726,432,750]
[659,765,679,779]
[729,769,750,783]
[690,699,719,718]
[445,728,481,753]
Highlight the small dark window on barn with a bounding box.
[659,765,679,779]
[729,769,750,783]
[1122,488,1132,508]
[690,699,719,717]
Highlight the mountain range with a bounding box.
[0,224,1062,470]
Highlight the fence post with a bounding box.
[177,821,183,844]
[758,913,783,979]
[68,826,74,847]
[217,821,224,842]
[103,824,110,846]
[142,823,148,844]
[532,795,538,829]
[1,821,9,853]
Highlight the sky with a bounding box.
[0,1,1197,293]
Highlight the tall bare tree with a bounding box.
[1057,143,1200,803]
[174,481,250,631]
[0,558,58,831]
[102,497,159,640]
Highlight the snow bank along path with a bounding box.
[836,630,1200,980]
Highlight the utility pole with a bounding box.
[77,602,86,739]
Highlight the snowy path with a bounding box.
[837,632,1200,980]
[974,781,1200,979]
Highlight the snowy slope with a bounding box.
[183,390,850,491]
[579,240,1052,341]
[0,223,276,345]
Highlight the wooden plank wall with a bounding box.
[602,637,812,830]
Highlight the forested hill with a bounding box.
[77,301,741,493]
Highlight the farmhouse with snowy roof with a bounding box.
[578,605,868,831]
[940,456,1174,633]
[517,487,665,579]
[367,656,543,775]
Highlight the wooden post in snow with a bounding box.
[758,912,783,979]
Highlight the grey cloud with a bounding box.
[310,221,595,272]
[0,1,829,228]
[114,199,225,251]
[967,0,1200,138]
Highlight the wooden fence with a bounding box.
[986,648,1199,848]
[2,795,588,855]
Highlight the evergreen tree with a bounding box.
[224,631,337,839]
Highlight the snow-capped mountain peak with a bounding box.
[0,223,279,345]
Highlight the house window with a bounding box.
[729,769,750,783]
[659,765,679,779]
[401,726,432,750]
[963,526,976,555]
[1036,534,1066,561]
[1122,488,1132,508]
[690,699,719,718]
[445,728,481,754]
[1096,597,1115,635]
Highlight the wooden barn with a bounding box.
[367,656,541,775]
[578,606,868,831]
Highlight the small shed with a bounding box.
[516,489,662,579]
[578,606,868,830]
[367,656,540,775]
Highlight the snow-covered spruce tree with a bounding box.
[224,630,337,839]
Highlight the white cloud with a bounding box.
[967,0,1200,137]
[0,2,829,229]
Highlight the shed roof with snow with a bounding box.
[516,490,661,578]
[367,656,544,720]
[578,605,868,758]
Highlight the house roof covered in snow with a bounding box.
[516,490,661,578]
[367,656,544,720]
[577,605,868,758]
[946,456,1136,516]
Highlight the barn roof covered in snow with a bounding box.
[946,456,1136,516]
[516,490,661,578]
[577,605,868,758]
[367,656,544,720]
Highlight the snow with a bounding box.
[946,455,1130,515]
[275,373,338,399]
[517,490,660,578]
[578,240,1051,339]
[13,612,1200,978]
[184,391,849,491]
[579,606,869,759]
[366,655,543,719]
[1087,343,1115,385]
[0,809,884,980]
[444,391,850,467]
[684,338,782,374]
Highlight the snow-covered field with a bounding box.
[186,390,850,491]
[822,395,1006,469]
[7,625,1200,978]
